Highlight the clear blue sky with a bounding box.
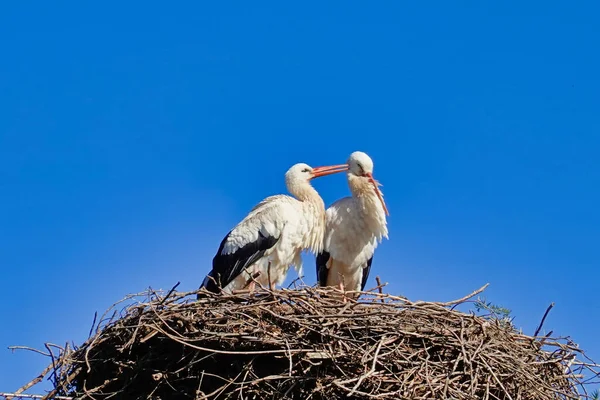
[1,1,599,393]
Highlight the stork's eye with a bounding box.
[302,168,310,173]
[356,163,364,171]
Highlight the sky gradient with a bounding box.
[1,1,599,394]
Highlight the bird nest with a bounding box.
[10,283,600,400]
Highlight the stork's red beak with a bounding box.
[311,164,348,178]
[366,172,390,216]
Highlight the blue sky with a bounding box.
[1,1,599,393]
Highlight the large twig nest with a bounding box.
[15,284,600,399]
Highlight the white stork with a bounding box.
[200,161,348,294]
[316,151,389,297]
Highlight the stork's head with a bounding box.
[285,162,348,200]
[347,151,389,216]
[286,162,348,183]
[348,151,374,176]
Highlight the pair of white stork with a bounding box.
[199,151,389,298]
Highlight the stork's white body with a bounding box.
[203,194,326,293]
[321,190,388,292]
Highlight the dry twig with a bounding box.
[9,284,600,400]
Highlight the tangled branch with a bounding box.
[9,283,600,399]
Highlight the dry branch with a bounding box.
[9,285,600,400]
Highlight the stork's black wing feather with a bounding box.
[201,230,279,293]
[316,251,331,287]
[360,255,374,291]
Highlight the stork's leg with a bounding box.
[338,281,347,304]
[247,266,256,293]
[267,261,273,291]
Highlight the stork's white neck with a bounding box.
[287,180,325,209]
[347,174,388,239]
[286,179,327,254]
[347,174,375,201]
